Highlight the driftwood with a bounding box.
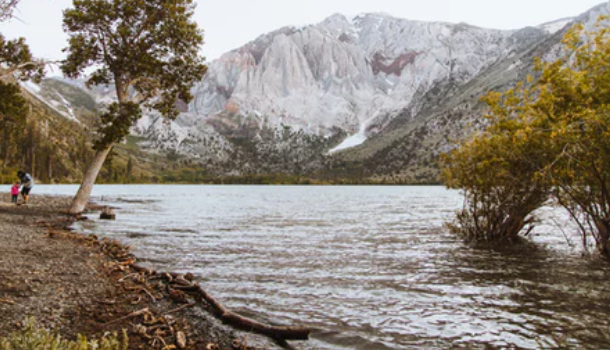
[104,307,151,325]
[166,302,196,314]
[132,263,156,276]
[132,263,311,341]
[176,331,187,349]
[53,230,281,349]
[0,298,15,305]
[177,282,310,340]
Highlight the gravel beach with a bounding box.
[0,194,285,349]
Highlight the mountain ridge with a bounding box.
[18,2,610,183]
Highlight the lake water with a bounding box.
[8,185,610,349]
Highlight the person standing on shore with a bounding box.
[10,182,20,204]
[17,170,33,205]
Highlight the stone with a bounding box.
[100,207,116,220]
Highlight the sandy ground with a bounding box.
[0,194,287,349]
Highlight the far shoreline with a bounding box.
[0,182,445,187]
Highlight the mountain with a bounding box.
[131,12,551,176]
[0,78,97,184]
[538,18,574,34]
[330,2,610,183]
[192,14,546,135]
[5,78,203,184]
[18,2,610,184]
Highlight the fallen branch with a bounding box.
[118,273,140,283]
[166,302,196,314]
[128,264,311,340]
[132,263,155,276]
[124,286,157,302]
[104,307,151,325]
[140,288,157,302]
[191,283,310,340]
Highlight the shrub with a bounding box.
[0,317,128,350]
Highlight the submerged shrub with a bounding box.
[443,18,610,257]
[442,125,550,242]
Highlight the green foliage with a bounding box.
[61,0,207,128]
[0,84,100,184]
[442,18,610,255]
[0,34,45,81]
[0,0,45,82]
[0,317,128,350]
[0,81,28,166]
[61,0,208,212]
[0,1,46,170]
[94,102,141,150]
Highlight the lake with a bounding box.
[8,185,610,349]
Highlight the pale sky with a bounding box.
[0,0,605,66]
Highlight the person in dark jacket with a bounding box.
[17,170,34,205]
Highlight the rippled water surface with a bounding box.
[23,185,610,349]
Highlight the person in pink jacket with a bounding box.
[11,181,20,204]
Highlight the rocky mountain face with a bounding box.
[189,13,546,136]
[28,2,610,182]
[128,12,551,175]
[330,2,610,183]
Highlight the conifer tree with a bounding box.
[0,0,44,172]
[0,81,27,166]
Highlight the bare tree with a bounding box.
[0,0,19,22]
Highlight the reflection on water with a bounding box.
[24,185,610,349]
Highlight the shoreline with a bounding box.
[0,182,444,187]
[0,194,306,349]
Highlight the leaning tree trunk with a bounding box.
[69,146,112,215]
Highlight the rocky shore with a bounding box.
[0,194,294,349]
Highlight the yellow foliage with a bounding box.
[441,17,610,252]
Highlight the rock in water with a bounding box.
[100,207,116,220]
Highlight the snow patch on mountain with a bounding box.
[21,80,83,124]
[55,93,79,123]
[21,80,41,93]
[329,126,368,154]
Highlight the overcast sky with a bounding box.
[0,0,605,65]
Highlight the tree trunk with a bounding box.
[595,218,610,258]
[69,74,128,215]
[69,146,112,215]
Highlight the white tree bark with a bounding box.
[69,76,128,215]
[68,146,112,215]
